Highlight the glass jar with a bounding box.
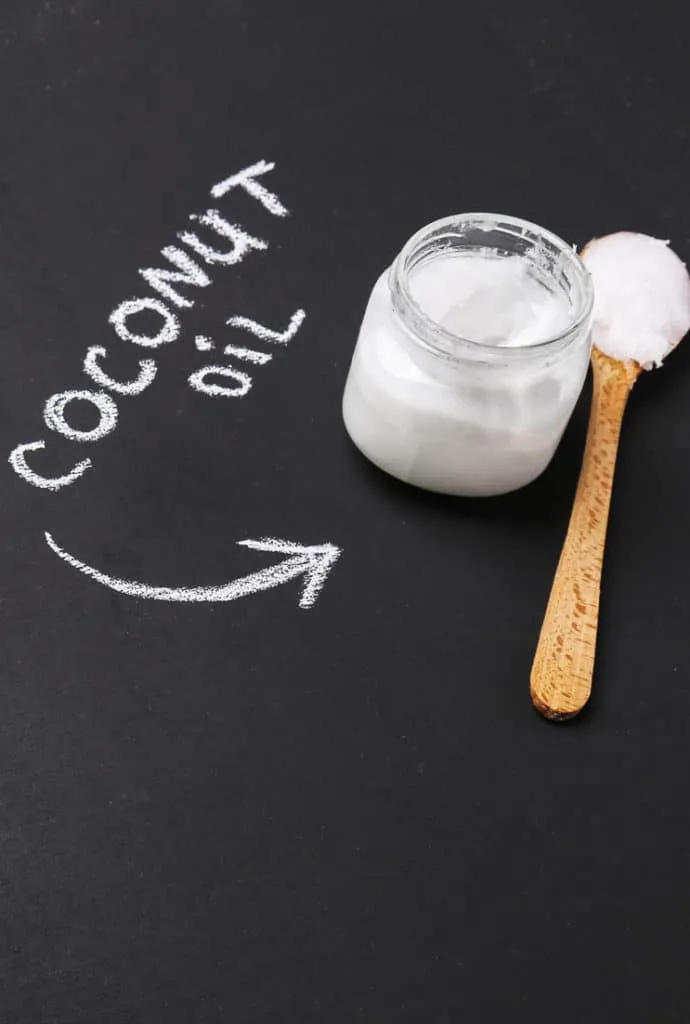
[342,213,594,497]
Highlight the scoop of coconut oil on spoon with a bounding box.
[530,231,690,721]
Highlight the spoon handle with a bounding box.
[530,349,641,720]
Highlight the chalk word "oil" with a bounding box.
[188,308,306,398]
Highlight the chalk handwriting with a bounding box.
[11,163,342,608]
[43,390,118,443]
[179,210,267,266]
[9,442,92,491]
[83,347,157,396]
[9,159,287,490]
[226,309,306,345]
[188,309,305,398]
[210,159,290,217]
[45,532,341,610]
[188,363,254,398]
[221,343,272,365]
[139,246,211,309]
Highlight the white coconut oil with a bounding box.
[342,214,594,497]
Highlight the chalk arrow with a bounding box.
[45,532,341,609]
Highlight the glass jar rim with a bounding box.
[389,212,594,363]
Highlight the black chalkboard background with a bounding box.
[2,2,690,1021]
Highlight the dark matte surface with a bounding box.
[1,2,689,1020]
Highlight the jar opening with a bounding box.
[389,214,593,363]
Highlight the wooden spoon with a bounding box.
[531,232,690,721]
[530,348,639,719]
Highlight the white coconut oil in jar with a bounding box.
[342,214,594,497]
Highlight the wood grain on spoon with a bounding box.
[530,348,640,720]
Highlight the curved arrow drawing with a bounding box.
[45,532,341,609]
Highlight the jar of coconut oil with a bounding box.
[342,213,594,496]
